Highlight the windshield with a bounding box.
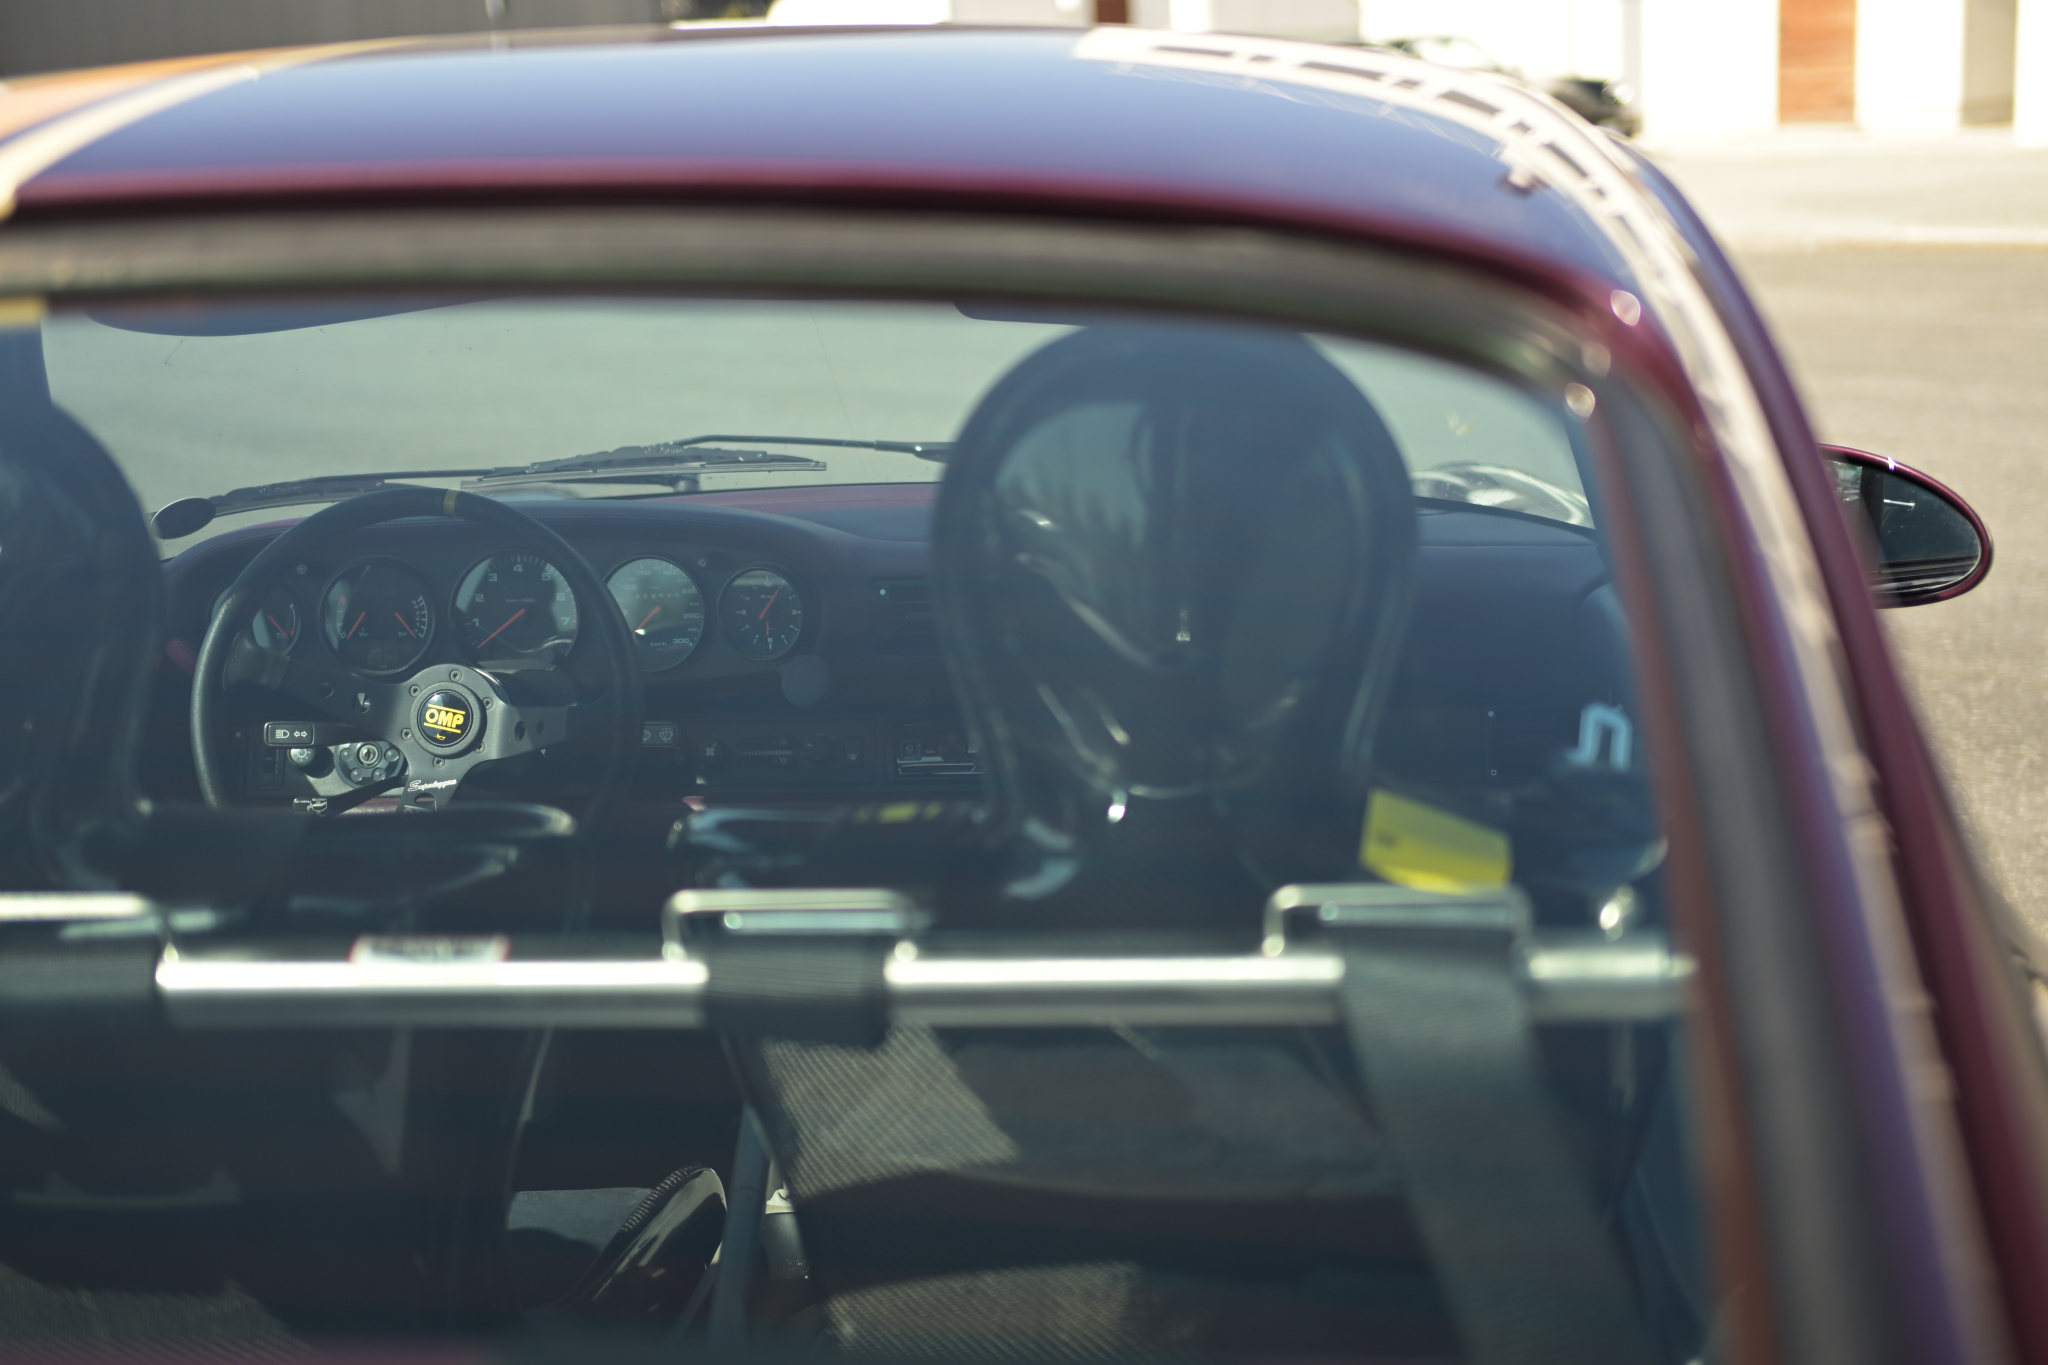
[41,298,1593,541]
[6,286,1693,1365]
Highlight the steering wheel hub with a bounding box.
[417,684,483,753]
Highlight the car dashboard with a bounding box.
[156,483,1615,821]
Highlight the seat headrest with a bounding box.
[933,322,1416,878]
[0,327,160,887]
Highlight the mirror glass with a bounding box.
[1826,449,1988,605]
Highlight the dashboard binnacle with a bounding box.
[158,487,1617,811]
[165,490,966,805]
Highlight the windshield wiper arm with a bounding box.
[465,441,826,491]
[152,434,951,540]
[498,433,952,475]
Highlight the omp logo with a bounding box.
[417,689,476,748]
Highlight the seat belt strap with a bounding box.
[1311,891,1658,1365]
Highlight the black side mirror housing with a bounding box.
[1823,445,1992,607]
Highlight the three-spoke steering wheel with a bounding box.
[192,487,642,817]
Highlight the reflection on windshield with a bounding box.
[42,300,1599,543]
[1412,461,1594,526]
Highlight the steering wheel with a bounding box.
[192,487,643,817]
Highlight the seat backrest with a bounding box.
[929,322,1417,933]
[722,322,1441,1358]
[0,322,161,888]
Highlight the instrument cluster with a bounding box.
[214,548,809,678]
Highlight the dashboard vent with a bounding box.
[874,579,938,651]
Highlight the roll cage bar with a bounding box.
[0,884,1692,1033]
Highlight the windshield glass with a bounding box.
[41,298,1592,541]
[7,288,1693,1365]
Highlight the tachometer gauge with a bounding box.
[454,552,579,664]
[721,568,804,662]
[323,561,433,673]
[606,557,705,671]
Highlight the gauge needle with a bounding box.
[635,606,661,633]
[266,614,290,637]
[757,588,780,622]
[345,611,366,640]
[475,607,526,649]
[392,611,418,639]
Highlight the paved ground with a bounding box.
[1649,131,2048,940]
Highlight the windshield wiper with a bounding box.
[150,434,952,540]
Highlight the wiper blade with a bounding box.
[500,433,952,475]
[465,442,826,492]
[151,434,950,540]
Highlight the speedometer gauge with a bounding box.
[721,568,804,662]
[324,561,433,673]
[606,558,705,671]
[455,552,579,664]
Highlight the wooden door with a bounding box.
[1780,0,1857,122]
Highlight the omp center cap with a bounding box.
[417,686,482,751]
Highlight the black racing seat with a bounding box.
[717,323,1465,1357]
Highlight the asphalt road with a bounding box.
[1734,247,2048,940]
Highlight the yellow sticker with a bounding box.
[0,296,44,330]
[877,802,920,824]
[1359,789,1511,893]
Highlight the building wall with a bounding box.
[1780,0,1855,121]
[1857,0,1968,131]
[0,0,663,78]
[1191,0,1357,43]
[1638,0,1779,137]
[1358,0,1624,82]
[2018,0,2048,144]
[1963,0,2018,122]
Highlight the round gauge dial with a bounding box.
[454,552,580,664]
[606,558,705,671]
[323,561,433,673]
[721,568,805,662]
[215,583,301,655]
[252,587,301,654]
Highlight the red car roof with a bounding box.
[0,26,1642,287]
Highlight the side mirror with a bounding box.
[1823,444,1992,606]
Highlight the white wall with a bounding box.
[1965,0,2019,123]
[1171,0,1356,41]
[770,0,1085,22]
[1857,0,1968,131]
[2018,0,2048,143]
[1359,0,1624,81]
[1860,0,2016,130]
[1360,0,1774,137]
[1637,0,1779,137]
